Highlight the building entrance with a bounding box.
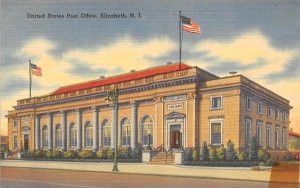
[23,134,29,151]
[170,131,181,149]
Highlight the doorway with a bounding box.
[170,131,181,149]
[23,134,29,151]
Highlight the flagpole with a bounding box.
[179,10,182,67]
[29,60,32,98]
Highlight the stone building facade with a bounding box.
[6,63,292,159]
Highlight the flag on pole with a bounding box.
[30,63,42,76]
[181,16,201,34]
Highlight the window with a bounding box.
[84,121,93,147]
[102,120,111,147]
[70,123,77,148]
[256,121,262,147]
[245,119,252,147]
[210,120,222,145]
[275,109,280,120]
[13,119,18,128]
[164,94,187,101]
[257,101,263,114]
[55,124,62,148]
[275,126,280,149]
[267,106,272,117]
[42,125,49,148]
[121,118,131,146]
[13,134,17,149]
[283,112,287,122]
[282,127,287,149]
[246,97,252,110]
[210,96,223,110]
[266,125,271,148]
[142,116,153,146]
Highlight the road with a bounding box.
[0,166,293,188]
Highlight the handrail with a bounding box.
[151,144,164,157]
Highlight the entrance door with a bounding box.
[170,131,181,149]
[24,134,29,151]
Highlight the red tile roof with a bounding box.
[51,63,191,95]
[289,131,300,138]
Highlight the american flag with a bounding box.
[30,63,42,76]
[181,16,201,34]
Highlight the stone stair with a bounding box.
[148,151,174,165]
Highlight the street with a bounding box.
[0,166,292,188]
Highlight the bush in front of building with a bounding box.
[185,149,193,161]
[237,151,248,161]
[247,136,258,161]
[78,150,96,159]
[226,140,237,160]
[106,149,114,159]
[192,149,199,161]
[96,148,109,159]
[201,141,210,161]
[209,148,217,161]
[63,150,78,158]
[46,150,53,158]
[33,149,45,158]
[52,149,64,158]
[216,146,226,161]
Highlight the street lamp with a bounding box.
[147,129,151,151]
[105,88,119,172]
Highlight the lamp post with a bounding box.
[147,129,151,150]
[105,88,119,172]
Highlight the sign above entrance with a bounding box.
[168,103,184,110]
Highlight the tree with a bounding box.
[201,141,210,161]
[248,136,258,160]
[226,140,237,160]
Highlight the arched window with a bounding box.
[121,118,131,146]
[142,116,153,146]
[42,125,48,148]
[85,121,93,147]
[102,120,111,147]
[55,124,62,148]
[69,123,77,148]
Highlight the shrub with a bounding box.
[258,149,265,161]
[52,149,64,158]
[265,158,273,166]
[78,150,96,159]
[263,151,271,161]
[285,154,293,161]
[201,141,210,161]
[238,151,248,161]
[97,148,109,159]
[192,149,199,161]
[226,140,237,160]
[209,148,217,161]
[185,149,193,161]
[33,150,44,158]
[63,150,78,158]
[216,147,226,161]
[46,150,53,158]
[106,149,114,159]
[248,136,258,160]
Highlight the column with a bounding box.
[76,109,82,151]
[48,113,53,150]
[111,104,116,149]
[131,101,137,149]
[61,111,66,151]
[93,107,99,151]
[35,115,40,150]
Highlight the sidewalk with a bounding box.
[0,160,296,183]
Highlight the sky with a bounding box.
[0,0,299,135]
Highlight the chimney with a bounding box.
[99,76,105,80]
[130,69,136,73]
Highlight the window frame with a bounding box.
[13,134,17,149]
[42,125,49,149]
[210,96,223,110]
[142,116,154,147]
[246,97,252,110]
[121,118,131,147]
[209,119,223,146]
[55,124,62,148]
[266,124,271,148]
[267,106,272,117]
[13,119,18,128]
[84,122,93,148]
[256,121,262,147]
[69,123,77,148]
[245,118,252,147]
[283,112,287,122]
[282,127,287,149]
[102,120,111,147]
[275,109,280,121]
[257,101,263,115]
[275,126,280,149]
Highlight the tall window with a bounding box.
[13,119,18,128]
[42,125,49,148]
[275,109,280,120]
[268,106,272,117]
[13,134,17,149]
[210,120,222,145]
[142,116,153,146]
[102,120,111,147]
[70,123,77,148]
[121,118,131,146]
[257,101,263,114]
[275,126,280,149]
[266,125,271,148]
[282,127,287,149]
[55,124,62,148]
[256,121,262,147]
[283,112,287,122]
[245,119,252,147]
[85,121,93,147]
[210,96,223,110]
[246,97,252,110]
